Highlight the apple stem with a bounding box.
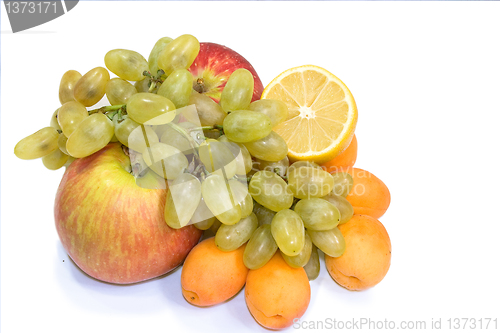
[193,77,207,94]
[193,78,207,93]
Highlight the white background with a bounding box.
[2,1,500,332]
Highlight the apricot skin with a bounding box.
[321,134,357,171]
[341,167,391,219]
[325,214,391,291]
[245,252,310,330]
[181,237,248,307]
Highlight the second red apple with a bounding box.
[189,42,264,103]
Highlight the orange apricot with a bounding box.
[181,237,248,307]
[325,214,391,291]
[245,252,310,330]
[341,167,390,219]
[321,134,357,171]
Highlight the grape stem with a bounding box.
[274,168,288,182]
[143,70,165,92]
[195,125,224,136]
[88,104,126,115]
[87,104,127,121]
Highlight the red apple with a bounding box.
[54,143,203,284]
[189,42,264,103]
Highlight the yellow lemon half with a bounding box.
[262,65,358,164]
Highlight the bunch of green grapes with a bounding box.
[13,34,202,168]
[214,160,355,281]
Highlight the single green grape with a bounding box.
[148,36,173,77]
[201,173,241,225]
[126,92,176,125]
[157,34,200,76]
[199,140,237,179]
[227,178,248,203]
[104,49,149,81]
[63,156,75,168]
[157,69,193,108]
[255,156,289,176]
[248,99,288,127]
[73,67,110,107]
[57,133,69,155]
[288,166,335,199]
[228,179,253,218]
[240,193,254,218]
[188,92,226,126]
[215,213,258,252]
[50,108,61,131]
[219,68,254,112]
[308,227,346,257]
[57,101,88,137]
[322,192,354,225]
[304,244,320,281]
[218,136,253,175]
[113,114,140,147]
[248,170,293,212]
[128,125,159,154]
[253,201,276,226]
[243,131,288,162]
[192,196,216,228]
[59,70,82,104]
[14,127,59,160]
[105,78,137,105]
[66,113,114,158]
[142,142,188,180]
[270,209,305,257]
[294,198,340,230]
[223,110,272,143]
[239,144,253,175]
[287,161,321,175]
[42,148,69,170]
[331,172,354,197]
[243,224,278,269]
[153,123,171,139]
[282,232,313,268]
[194,218,216,231]
[159,122,197,154]
[164,173,202,229]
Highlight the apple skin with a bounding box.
[189,42,264,103]
[54,143,203,284]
